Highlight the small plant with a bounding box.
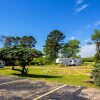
[91,63,100,86]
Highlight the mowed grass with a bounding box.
[0,65,96,88]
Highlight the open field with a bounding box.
[0,65,97,88]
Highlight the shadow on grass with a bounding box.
[12,68,22,71]
[11,73,62,79]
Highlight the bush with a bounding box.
[82,57,94,62]
[91,63,100,86]
[30,57,44,65]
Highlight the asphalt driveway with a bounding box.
[0,75,99,100]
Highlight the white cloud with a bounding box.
[76,0,84,4]
[95,21,100,27]
[69,36,76,40]
[78,44,96,58]
[83,39,91,43]
[75,4,88,13]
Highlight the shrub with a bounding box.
[91,63,100,86]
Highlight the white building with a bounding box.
[56,58,82,66]
[0,60,5,68]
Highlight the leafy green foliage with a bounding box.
[0,35,42,75]
[2,36,37,48]
[0,47,16,66]
[0,47,43,75]
[91,29,100,86]
[91,29,100,60]
[61,39,80,58]
[15,47,42,66]
[30,57,44,65]
[20,36,37,48]
[91,29,100,42]
[44,30,65,64]
[82,57,94,62]
[91,63,100,86]
[15,47,42,75]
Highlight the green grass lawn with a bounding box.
[0,65,97,88]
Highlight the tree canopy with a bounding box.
[0,35,42,75]
[61,39,80,58]
[91,29,100,62]
[44,30,65,64]
[1,36,37,48]
[91,29,100,42]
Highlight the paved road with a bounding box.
[0,75,95,100]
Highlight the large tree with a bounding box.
[61,39,80,58]
[91,29,100,62]
[0,35,42,75]
[15,47,42,75]
[0,47,42,75]
[44,30,65,64]
[91,29,100,53]
[90,29,100,86]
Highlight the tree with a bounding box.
[0,35,42,75]
[0,47,42,75]
[91,29,100,86]
[91,29,100,42]
[44,30,65,64]
[61,39,80,58]
[91,29,100,62]
[91,29,100,53]
[20,36,37,48]
[15,47,42,75]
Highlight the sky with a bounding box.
[0,0,100,57]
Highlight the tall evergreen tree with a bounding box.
[44,30,65,64]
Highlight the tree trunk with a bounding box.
[12,65,15,70]
[21,65,27,75]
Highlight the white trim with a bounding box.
[34,84,67,100]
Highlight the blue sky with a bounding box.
[0,0,100,57]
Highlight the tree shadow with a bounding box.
[11,73,62,79]
[72,87,89,100]
[12,68,22,72]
